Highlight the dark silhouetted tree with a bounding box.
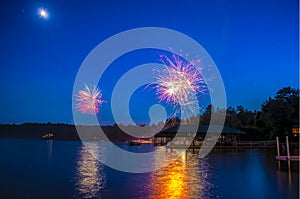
[201,104,213,125]
[225,106,241,128]
[261,87,299,137]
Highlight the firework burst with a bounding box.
[152,52,206,116]
[75,84,105,115]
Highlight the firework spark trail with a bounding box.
[75,84,105,115]
[152,53,207,117]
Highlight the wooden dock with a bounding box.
[276,136,300,171]
[275,155,300,161]
[163,140,277,150]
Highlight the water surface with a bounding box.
[0,139,298,198]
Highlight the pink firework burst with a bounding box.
[75,84,105,115]
[152,52,206,113]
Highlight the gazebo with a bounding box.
[154,125,245,147]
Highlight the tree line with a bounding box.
[176,86,299,140]
[0,86,298,141]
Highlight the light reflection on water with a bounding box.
[150,153,219,199]
[75,143,105,199]
[0,139,297,199]
[74,143,220,199]
[75,142,299,199]
[72,142,298,199]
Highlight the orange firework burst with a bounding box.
[75,84,105,114]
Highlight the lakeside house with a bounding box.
[42,133,54,139]
[154,125,245,147]
[292,126,299,137]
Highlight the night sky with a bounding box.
[0,0,298,124]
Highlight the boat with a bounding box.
[139,138,153,144]
[126,140,141,146]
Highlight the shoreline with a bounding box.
[1,137,298,151]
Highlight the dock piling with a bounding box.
[286,136,291,171]
[276,136,299,171]
[276,137,280,169]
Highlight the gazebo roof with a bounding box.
[158,125,245,135]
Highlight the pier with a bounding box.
[276,136,300,171]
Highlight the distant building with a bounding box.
[42,133,54,139]
[292,126,299,137]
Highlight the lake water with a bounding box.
[0,139,298,199]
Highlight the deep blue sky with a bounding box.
[0,0,298,124]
